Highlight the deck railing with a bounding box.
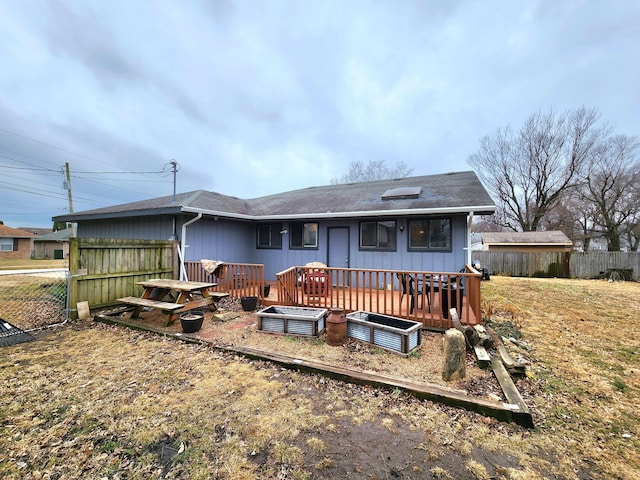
[183,262,265,299]
[183,261,482,329]
[276,265,482,329]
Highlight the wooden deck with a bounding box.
[262,282,481,330]
[183,261,482,330]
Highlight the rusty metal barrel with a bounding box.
[326,308,347,346]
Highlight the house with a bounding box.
[20,227,53,236]
[481,231,573,252]
[0,225,36,260]
[53,171,496,280]
[33,228,74,259]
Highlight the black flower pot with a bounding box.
[180,311,204,333]
[241,296,258,311]
[260,285,271,297]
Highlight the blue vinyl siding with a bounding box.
[77,214,469,281]
[77,217,175,240]
[181,216,467,280]
[182,218,254,264]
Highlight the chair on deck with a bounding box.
[302,262,329,297]
[398,273,422,314]
[422,275,441,313]
[440,270,467,319]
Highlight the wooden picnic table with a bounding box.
[117,278,229,325]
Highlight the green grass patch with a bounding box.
[611,377,628,393]
[616,347,640,365]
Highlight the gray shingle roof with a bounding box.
[54,170,495,222]
[482,231,573,245]
[34,228,74,241]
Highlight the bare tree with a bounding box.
[622,213,640,251]
[331,159,414,184]
[468,107,604,231]
[541,197,599,251]
[472,215,504,233]
[580,135,640,251]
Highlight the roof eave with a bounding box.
[53,206,184,222]
[485,242,573,246]
[182,204,496,221]
[54,203,496,223]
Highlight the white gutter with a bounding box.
[180,204,497,221]
[180,212,203,280]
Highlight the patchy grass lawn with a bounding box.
[0,276,638,479]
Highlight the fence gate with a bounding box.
[0,269,70,332]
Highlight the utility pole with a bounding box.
[64,162,76,237]
[170,159,178,203]
[64,162,74,213]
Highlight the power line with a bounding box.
[0,153,60,172]
[71,169,167,174]
[0,156,166,176]
[0,126,109,164]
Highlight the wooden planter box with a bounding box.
[346,311,422,356]
[257,306,328,336]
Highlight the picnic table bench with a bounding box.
[117,278,230,325]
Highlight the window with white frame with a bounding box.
[0,237,14,251]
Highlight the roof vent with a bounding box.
[381,186,422,200]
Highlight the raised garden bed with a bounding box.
[346,311,422,356]
[257,306,328,337]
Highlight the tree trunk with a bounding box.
[606,231,621,251]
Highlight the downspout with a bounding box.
[180,213,203,281]
[466,211,474,266]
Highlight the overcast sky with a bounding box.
[1,0,638,228]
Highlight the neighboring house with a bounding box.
[33,228,74,259]
[481,231,573,252]
[0,225,36,260]
[469,232,484,251]
[54,171,496,279]
[20,227,53,236]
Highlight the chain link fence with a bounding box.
[0,269,70,331]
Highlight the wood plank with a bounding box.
[136,279,217,291]
[176,297,215,311]
[498,344,526,374]
[95,313,534,427]
[490,356,533,428]
[209,292,230,300]
[116,296,184,311]
[473,344,491,368]
[232,346,530,426]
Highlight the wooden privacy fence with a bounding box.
[569,252,639,280]
[69,238,178,311]
[474,251,640,280]
[69,239,267,312]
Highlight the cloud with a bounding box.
[0,0,638,227]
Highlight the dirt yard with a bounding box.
[0,276,638,479]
